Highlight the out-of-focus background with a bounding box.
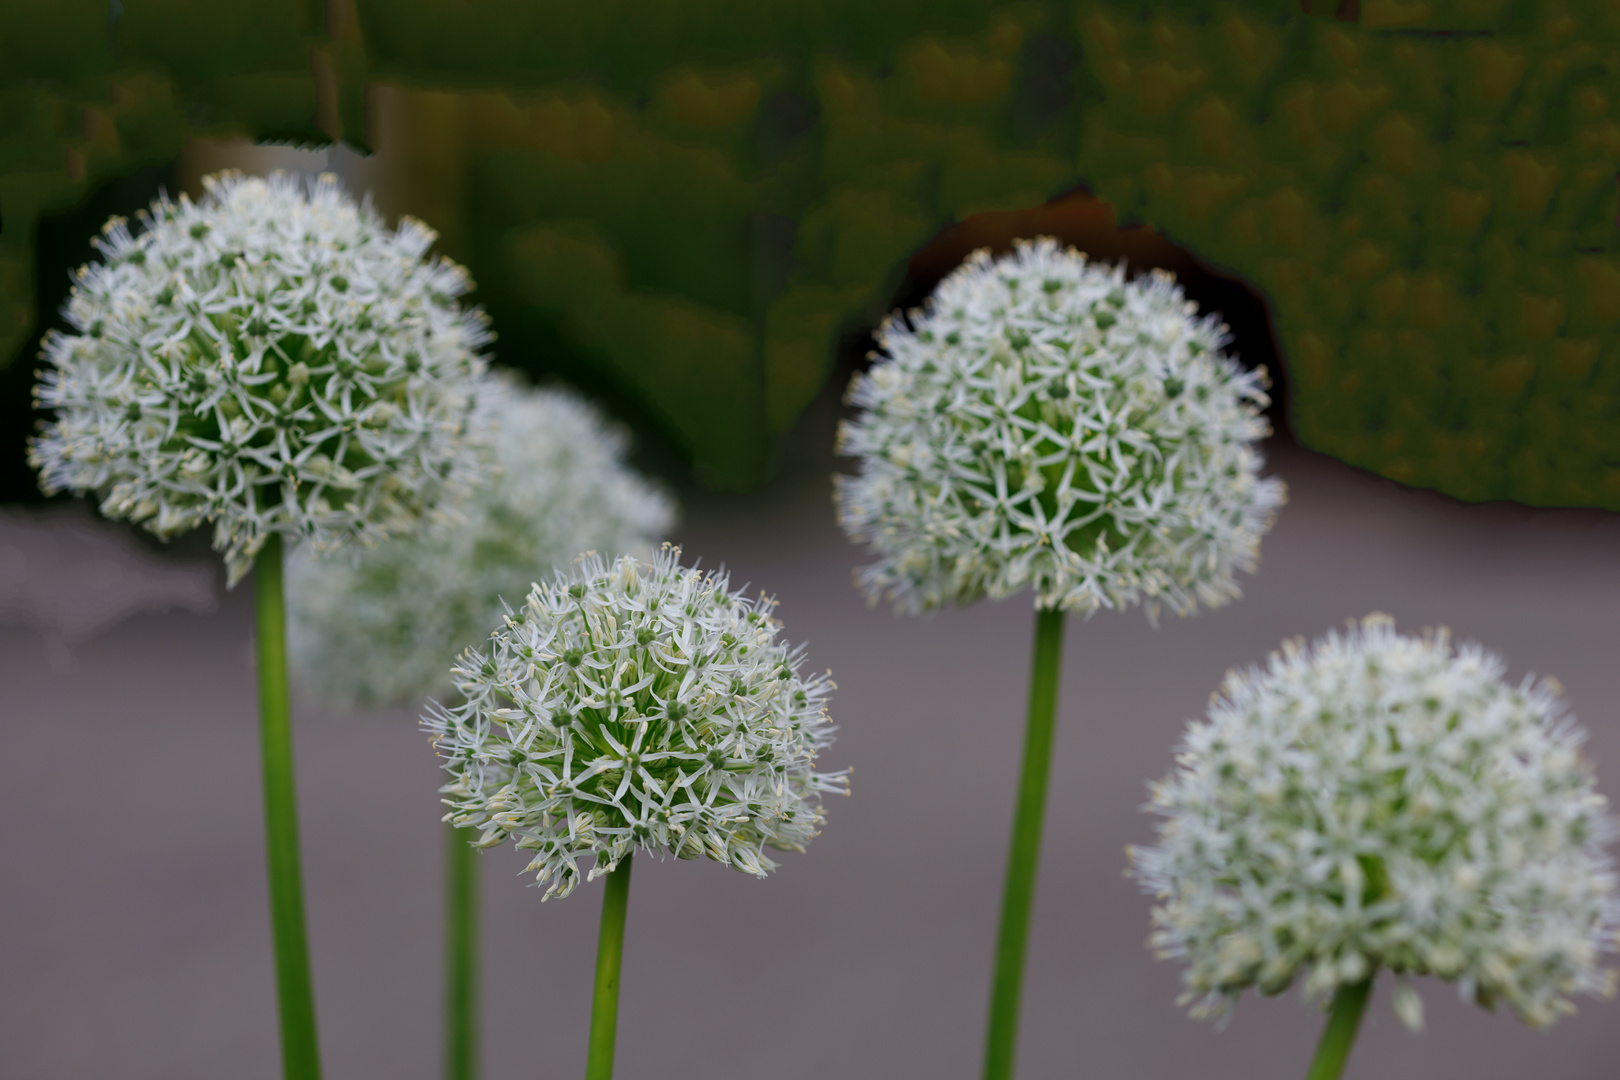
[8,1,1620,506]
[7,2,1620,1078]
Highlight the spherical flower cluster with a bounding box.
[836,237,1284,616]
[29,170,489,584]
[1131,614,1619,1030]
[287,374,675,708]
[425,547,848,900]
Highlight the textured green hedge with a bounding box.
[0,1,331,393]
[352,1,1084,485]
[6,1,1620,500]
[1077,0,1620,506]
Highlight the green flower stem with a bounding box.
[983,607,1068,1080]
[444,822,481,1080]
[254,533,323,1080]
[1304,976,1376,1080]
[585,855,634,1080]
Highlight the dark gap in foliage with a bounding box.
[838,188,1294,446]
[2,163,176,506]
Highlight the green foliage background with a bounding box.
[5,0,1619,501]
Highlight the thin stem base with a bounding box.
[255,533,323,1079]
[584,855,634,1080]
[983,607,1067,1080]
[444,822,481,1080]
[1304,976,1375,1080]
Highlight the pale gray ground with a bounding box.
[5,429,1620,1080]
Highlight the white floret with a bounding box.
[29,170,489,583]
[1132,614,1619,1029]
[836,237,1284,616]
[424,546,848,899]
[287,373,675,708]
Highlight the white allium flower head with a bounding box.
[836,237,1284,616]
[29,170,490,584]
[1131,614,1619,1030]
[287,373,676,709]
[425,546,848,900]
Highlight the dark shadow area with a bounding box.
[2,163,177,506]
[820,188,1294,451]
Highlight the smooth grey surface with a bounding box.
[0,502,216,669]
[5,434,1620,1080]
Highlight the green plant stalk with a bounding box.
[584,855,634,1080]
[983,607,1068,1080]
[1303,976,1375,1080]
[254,533,323,1080]
[444,822,481,1080]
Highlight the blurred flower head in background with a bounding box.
[836,237,1283,616]
[425,547,848,900]
[29,170,489,584]
[288,372,675,709]
[1131,614,1619,1030]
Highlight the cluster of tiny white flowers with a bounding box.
[836,237,1284,616]
[29,170,489,584]
[425,547,848,900]
[1131,614,1619,1030]
[287,374,676,709]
